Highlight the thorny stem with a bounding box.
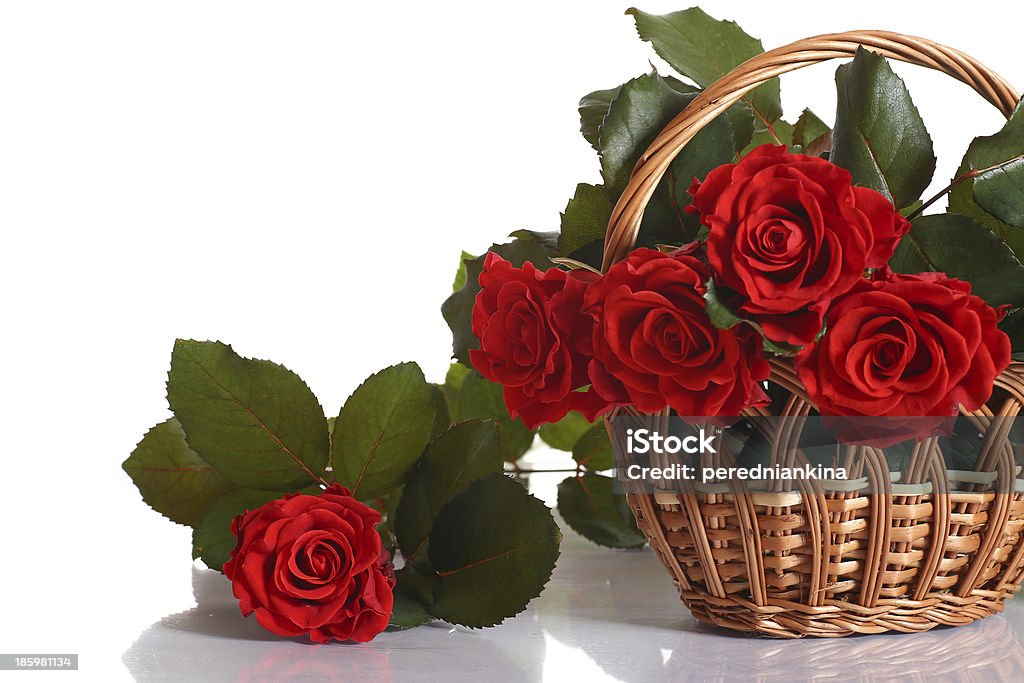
[905,169,979,221]
[905,152,1024,222]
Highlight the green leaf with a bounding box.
[887,234,929,273]
[564,239,607,271]
[600,73,694,198]
[600,72,735,244]
[166,340,328,491]
[452,251,475,292]
[725,103,756,154]
[792,109,829,146]
[572,423,614,471]
[332,363,435,499]
[901,200,923,218]
[442,363,535,462]
[1001,308,1024,357]
[579,85,622,151]
[792,108,831,154]
[742,119,794,156]
[538,411,592,451]
[965,100,1024,229]
[703,278,742,329]
[761,337,798,358]
[441,362,471,416]
[390,588,433,630]
[389,566,436,629]
[582,77,753,156]
[557,183,613,257]
[626,7,781,126]
[950,160,1024,256]
[442,231,559,365]
[762,337,803,356]
[890,213,1024,307]
[582,77,699,162]
[831,48,936,208]
[504,228,558,251]
[557,473,646,549]
[192,487,293,571]
[456,373,535,462]
[122,418,235,527]
[374,489,399,551]
[428,384,451,440]
[394,420,502,561]
[429,474,561,628]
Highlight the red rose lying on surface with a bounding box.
[224,485,395,643]
[470,252,610,428]
[688,145,910,346]
[796,272,1011,418]
[583,248,770,416]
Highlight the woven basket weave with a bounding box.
[602,31,1024,637]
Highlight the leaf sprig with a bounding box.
[125,340,561,630]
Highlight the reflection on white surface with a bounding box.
[123,524,1024,682]
[118,462,1024,682]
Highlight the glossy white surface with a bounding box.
[118,468,1024,682]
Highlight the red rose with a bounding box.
[688,144,910,346]
[583,248,769,416]
[796,272,1010,420]
[469,253,610,428]
[224,485,395,643]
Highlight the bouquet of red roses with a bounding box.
[469,143,1011,442]
[447,7,1024,638]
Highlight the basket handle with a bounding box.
[600,30,1020,271]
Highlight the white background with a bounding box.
[1,1,1021,680]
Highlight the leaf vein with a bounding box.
[189,356,322,485]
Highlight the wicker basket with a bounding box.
[602,31,1024,637]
